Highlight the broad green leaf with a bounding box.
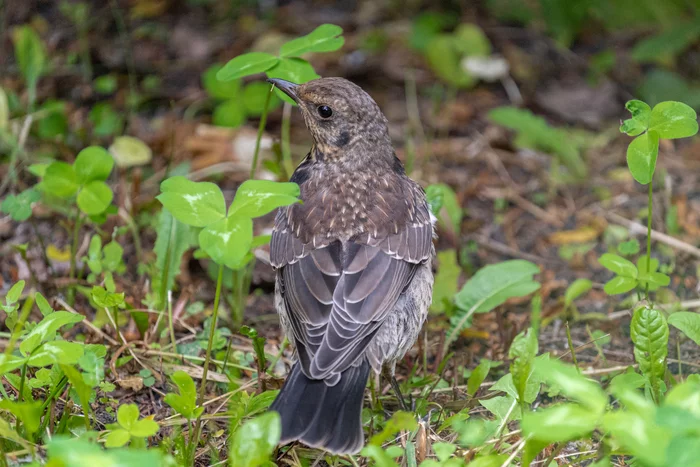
[105,428,131,448]
[602,411,668,466]
[620,100,651,136]
[202,64,242,100]
[453,23,491,57]
[603,276,637,295]
[164,370,201,420]
[47,436,166,465]
[637,271,670,291]
[425,184,444,216]
[666,434,700,467]
[5,280,25,304]
[91,286,125,308]
[35,292,53,316]
[618,239,641,256]
[488,106,588,178]
[74,146,114,183]
[668,312,700,346]
[0,354,26,374]
[631,306,668,399]
[20,311,84,355]
[199,216,253,269]
[213,99,247,128]
[664,378,700,417]
[360,445,400,467]
[522,404,599,443]
[93,74,118,94]
[117,404,140,430]
[12,26,46,87]
[599,253,638,278]
[60,364,92,413]
[627,141,657,186]
[0,188,41,221]
[535,358,607,413]
[369,411,418,446]
[230,412,281,467]
[649,101,699,139]
[27,340,85,367]
[157,176,226,227]
[129,418,159,437]
[267,58,320,105]
[432,442,456,462]
[564,278,592,308]
[637,256,659,274]
[427,183,461,233]
[522,439,551,467]
[89,102,123,136]
[509,328,538,405]
[0,400,41,434]
[631,21,700,65]
[43,162,79,198]
[479,396,520,422]
[610,368,646,392]
[217,52,279,81]
[448,260,540,347]
[279,24,344,57]
[228,180,300,218]
[77,180,113,215]
[431,249,460,314]
[467,359,493,396]
[109,136,152,168]
[242,81,281,116]
[425,35,475,88]
[152,208,197,309]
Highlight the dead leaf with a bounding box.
[117,375,144,392]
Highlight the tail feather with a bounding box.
[270,361,370,454]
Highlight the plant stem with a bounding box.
[68,210,82,305]
[167,290,176,351]
[281,102,294,179]
[645,181,653,300]
[4,295,34,359]
[198,263,224,404]
[16,363,27,431]
[190,263,224,456]
[565,320,579,372]
[249,87,274,180]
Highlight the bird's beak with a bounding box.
[267,78,300,103]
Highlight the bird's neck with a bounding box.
[310,139,395,171]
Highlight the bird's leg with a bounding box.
[384,369,411,412]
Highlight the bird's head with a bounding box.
[267,77,393,162]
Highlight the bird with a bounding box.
[267,77,435,454]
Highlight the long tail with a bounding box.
[270,360,370,454]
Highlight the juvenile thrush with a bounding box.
[268,77,435,454]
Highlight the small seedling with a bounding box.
[104,403,159,448]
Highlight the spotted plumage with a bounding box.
[268,77,435,454]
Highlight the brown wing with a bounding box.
[271,175,433,382]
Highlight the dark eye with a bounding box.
[317,105,333,118]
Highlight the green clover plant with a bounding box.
[599,100,700,403]
[104,403,160,449]
[157,175,299,452]
[217,24,344,179]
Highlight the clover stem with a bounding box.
[645,181,653,300]
[68,210,83,305]
[16,363,27,433]
[249,87,274,180]
[281,102,294,179]
[198,262,224,405]
[191,262,224,455]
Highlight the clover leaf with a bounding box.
[105,403,159,448]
